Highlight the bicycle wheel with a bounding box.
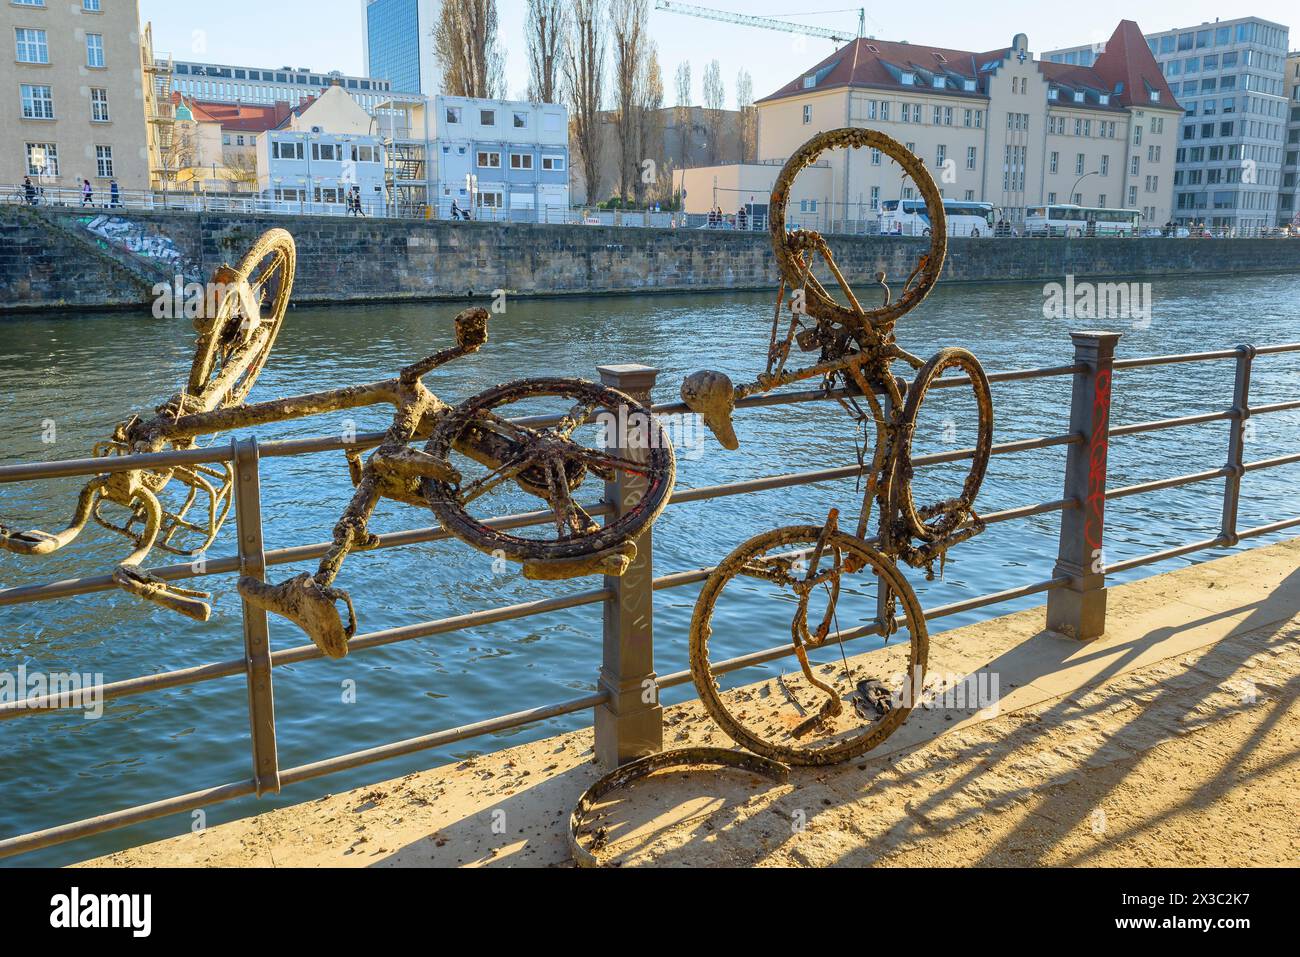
[769,127,946,332]
[423,378,675,578]
[690,525,928,766]
[890,347,994,545]
[186,228,296,412]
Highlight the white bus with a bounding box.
[880,199,998,238]
[1024,204,1140,237]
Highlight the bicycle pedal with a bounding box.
[0,526,64,555]
[238,573,354,659]
[522,540,637,581]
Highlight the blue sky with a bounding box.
[140,0,1296,106]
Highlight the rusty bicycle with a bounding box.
[569,127,996,865]
[679,127,995,766]
[2,228,677,659]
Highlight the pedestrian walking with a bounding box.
[109,180,121,208]
[23,177,37,206]
[81,179,93,207]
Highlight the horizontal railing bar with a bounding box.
[1242,451,1300,473]
[0,689,610,861]
[1236,515,1300,540]
[268,587,615,667]
[0,779,258,861]
[0,586,613,719]
[1105,536,1228,575]
[1105,467,1231,501]
[278,691,609,786]
[1251,399,1300,416]
[1109,410,1233,437]
[0,503,613,607]
[1113,343,1300,371]
[657,575,1066,690]
[1,425,1079,607]
[650,498,1077,594]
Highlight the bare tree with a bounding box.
[674,61,691,167]
[434,0,507,99]
[610,0,648,204]
[736,69,755,163]
[526,0,568,104]
[563,0,605,204]
[702,58,725,164]
[634,41,664,204]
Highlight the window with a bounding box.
[1047,192,1057,204]
[512,112,528,129]
[509,152,533,170]
[446,107,462,124]
[870,148,881,165]
[311,143,338,161]
[871,186,881,209]
[477,150,501,168]
[541,156,565,171]
[14,0,47,5]
[902,104,911,123]
[86,34,104,68]
[83,0,101,10]
[479,109,495,125]
[1075,153,1085,175]
[1128,185,1138,206]
[1097,194,1106,207]
[20,84,54,119]
[95,145,113,178]
[272,140,304,160]
[25,142,58,176]
[1049,151,1058,174]
[90,87,109,122]
[1131,155,1140,175]
[964,190,974,201]
[476,191,503,209]
[966,146,976,170]
[963,108,972,127]
[15,28,49,64]
[802,104,811,124]
[935,144,946,167]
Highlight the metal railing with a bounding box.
[9,185,1298,239]
[2,337,1299,860]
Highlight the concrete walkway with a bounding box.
[81,538,1300,868]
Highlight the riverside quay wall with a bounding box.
[3,205,1300,313]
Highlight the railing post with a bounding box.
[232,437,281,796]
[1047,331,1121,641]
[594,364,663,767]
[1220,344,1256,547]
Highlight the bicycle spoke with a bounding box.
[554,399,602,439]
[459,452,535,505]
[572,448,659,477]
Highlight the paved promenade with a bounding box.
[81,538,1300,867]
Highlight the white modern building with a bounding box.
[170,60,403,111]
[431,95,570,216]
[1048,16,1290,230]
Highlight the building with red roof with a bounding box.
[680,20,1183,230]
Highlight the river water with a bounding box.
[2,272,1299,865]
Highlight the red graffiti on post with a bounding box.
[1083,368,1112,559]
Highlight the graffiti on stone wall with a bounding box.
[78,215,202,282]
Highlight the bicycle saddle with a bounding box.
[238,573,356,659]
[680,370,738,451]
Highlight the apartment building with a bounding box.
[1281,51,1300,226]
[1049,16,1290,230]
[432,95,570,215]
[738,20,1181,229]
[169,60,401,111]
[255,84,391,207]
[4,0,148,190]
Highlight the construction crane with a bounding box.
[653,1,864,44]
